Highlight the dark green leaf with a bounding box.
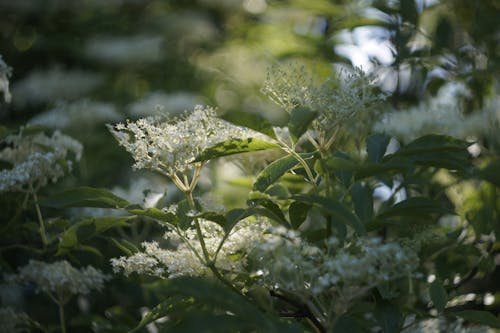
[293,195,365,235]
[374,301,403,333]
[222,111,276,139]
[194,138,279,162]
[108,237,139,256]
[288,201,311,229]
[478,159,500,187]
[288,106,317,142]
[454,310,500,329]
[377,197,453,219]
[429,280,448,313]
[352,182,374,222]
[366,133,391,163]
[40,187,130,209]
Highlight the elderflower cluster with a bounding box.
[0,307,31,333]
[262,64,386,134]
[111,218,270,278]
[0,129,82,192]
[251,227,418,300]
[11,260,110,298]
[108,105,252,176]
[0,55,12,103]
[29,99,122,129]
[12,67,104,106]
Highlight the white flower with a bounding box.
[29,99,122,129]
[12,67,103,106]
[0,128,83,192]
[85,35,164,64]
[13,260,110,298]
[108,105,252,177]
[0,55,12,103]
[127,91,204,117]
[0,307,31,333]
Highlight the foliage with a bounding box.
[0,0,499,332]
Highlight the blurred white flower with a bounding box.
[0,55,12,103]
[127,91,204,117]
[12,67,104,106]
[85,35,164,64]
[0,307,31,333]
[29,99,122,129]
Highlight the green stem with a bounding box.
[58,302,66,333]
[30,184,47,249]
[286,148,318,191]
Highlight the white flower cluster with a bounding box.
[262,64,386,134]
[0,307,30,333]
[29,99,122,129]
[85,35,164,64]
[127,91,204,117]
[108,105,251,177]
[12,67,103,106]
[0,129,83,192]
[111,218,269,278]
[374,83,499,142]
[0,55,12,103]
[11,260,110,297]
[251,227,418,299]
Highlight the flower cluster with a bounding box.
[11,260,110,299]
[402,317,492,333]
[0,307,31,333]
[0,129,83,192]
[111,218,269,278]
[262,64,386,136]
[108,105,252,177]
[374,83,499,142]
[0,55,12,103]
[250,227,418,301]
[29,99,122,129]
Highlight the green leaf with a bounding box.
[429,280,448,313]
[454,310,500,329]
[248,198,290,228]
[133,277,302,333]
[57,216,132,255]
[385,134,472,172]
[222,111,277,139]
[377,197,453,220]
[254,154,312,192]
[288,106,317,141]
[351,182,374,222]
[40,187,130,209]
[194,138,279,162]
[128,207,178,225]
[293,195,365,235]
[108,237,139,256]
[288,201,311,229]
[374,301,403,333]
[366,133,391,163]
[478,159,500,187]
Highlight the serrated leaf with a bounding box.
[248,198,290,227]
[222,111,276,139]
[254,154,313,192]
[40,187,130,209]
[454,310,500,329]
[429,280,448,313]
[366,133,391,163]
[109,237,139,256]
[57,216,132,255]
[293,195,365,235]
[288,106,317,142]
[194,138,279,162]
[377,197,453,219]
